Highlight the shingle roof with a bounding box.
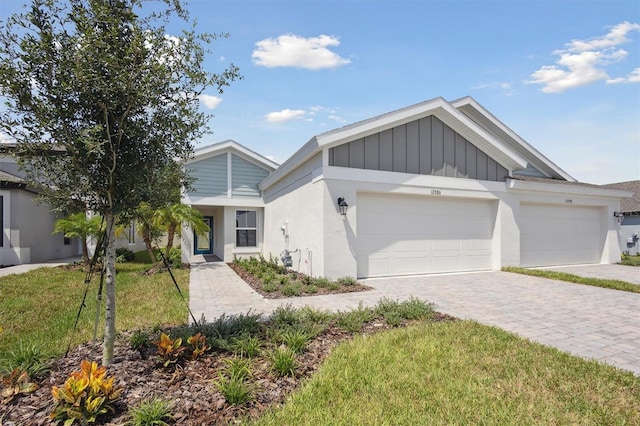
[508,175,602,188]
[601,180,640,213]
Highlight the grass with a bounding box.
[0,260,189,358]
[502,266,640,293]
[254,321,640,425]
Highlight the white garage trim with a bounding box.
[519,203,604,267]
[357,193,496,278]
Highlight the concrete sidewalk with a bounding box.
[0,257,81,277]
[190,261,640,375]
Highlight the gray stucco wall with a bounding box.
[620,216,640,255]
[328,115,509,182]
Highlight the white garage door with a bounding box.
[520,203,603,267]
[357,194,495,278]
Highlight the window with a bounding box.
[236,210,257,247]
[0,195,3,247]
[64,236,71,245]
[127,221,136,244]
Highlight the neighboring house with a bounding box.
[0,153,81,265]
[182,96,630,279]
[602,180,640,255]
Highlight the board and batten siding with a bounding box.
[231,154,270,198]
[329,115,509,182]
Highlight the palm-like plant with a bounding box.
[53,212,103,265]
[154,203,209,255]
[134,202,164,264]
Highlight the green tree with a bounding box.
[53,212,103,266]
[155,203,209,255]
[0,0,240,365]
[134,201,164,264]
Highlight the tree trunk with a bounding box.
[165,224,176,254]
[142,226,157,264]
[81,238,90,266]
[102,212,117,366]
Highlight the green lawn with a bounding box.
[502,266,640,293]
[0,261,189,357]
[620,255,640,267]
[254,321,640,425]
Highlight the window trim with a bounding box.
[235,209,257,248]
[127,221,136,245]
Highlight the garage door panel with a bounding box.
[520,203,603,267]
[357,194,495,278]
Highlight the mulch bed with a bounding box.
[228,263,372,299]
[0,314,456,425]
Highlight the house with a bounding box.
[181,97,630,279]
[1,149,147,266]
[0,153,81,265]
[602,180,640,255]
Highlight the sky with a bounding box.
[1,0,639,184]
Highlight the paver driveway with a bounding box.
[190,262,640,375]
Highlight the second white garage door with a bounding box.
[357,194,496,278]
[520,203,603,267]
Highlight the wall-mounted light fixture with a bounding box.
[337,197,349,216]
[613,211,624,222]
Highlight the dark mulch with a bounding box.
[228,263,372,299]
[0,313,456,425]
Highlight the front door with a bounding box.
[194,216,213,255]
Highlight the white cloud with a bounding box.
[607,67,640,84]
[265,109,306,123]
[527,22,640,93]
[199,94,222,109]
[252,34,350,70]
[0,132,13,144]
[471,81,514,96]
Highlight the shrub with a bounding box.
[129,330,150,360]
[198,311,263,343]
[328,282,341,291]
[336,303,375,332]
[50,360,122,425]
[336,276,358,286]
[127,397,173,426]
[270,304,301,327]
[375,297,435,326]
[282,283,302,297]
[0,342,50,379]
[313,277,331,288]
[115,247,135,262]
[1,368,38,402]
[158,247,182,269]
[303,285,318,294]
[187,332,210,361]
[262,282,279,293]
[153,333,185,368]
[267,347,298,377]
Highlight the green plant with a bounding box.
[158,247,182,269]
[187,332,210,361]
[230,334,263,357]
[278,275,290,285]
[1,368,38,402]
[223,356,253,382]
[375,297,435,324]
[282,283,302,296]
[303,285,318,294]
[115,248,135,262]
[328,282,341,291]
[213,375,253,405]
[263,282,279,293]
[279,329,311,354]
[270,304,302,327]
[313,277,331,288]
[127,396,173,426]
[50,360,122,425]
[267,347,298,377]
[198,312,263,344]
[336,276,358,286]
[153,333,185,368]
[0,342,50,379]
[336,303,375,332]
[129,330,150,359]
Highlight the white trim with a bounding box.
[183,195,265,207]
[507,178,633,198]
[260,97,530,191]
[0,190,8,249]
[235,209,258,248]
[187,139,278,169]
[227,152,232,198]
